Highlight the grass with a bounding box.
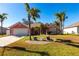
[22,34,48,40]
[0,34,7,38]
[50,35,79,42]
[0,35,79,56]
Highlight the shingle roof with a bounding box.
[64,22,79,29]
[23,22,41,27]
[9,22,28,28]
[9,22,41,28]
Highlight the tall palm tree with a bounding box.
[55,12,68,34]
[40,23,43,35]
[44,24,48,35]
[0,13,7,56]
[54,21,60,34]
[25,3,40,40]
[0,13,7,35]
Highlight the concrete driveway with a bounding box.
[0,36,22,47]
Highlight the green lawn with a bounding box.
[0,35,79,56]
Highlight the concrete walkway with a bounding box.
[0,36,22,47]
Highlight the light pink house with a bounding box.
[6,22,29,36]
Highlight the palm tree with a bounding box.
[55,12,68,34]
[33,27,40,35]
[0,13,7,56]
[44,24,48,35]
[0,13,7,35]
[54,21,60,34]
[40,24,48,35]
[40,23,43,35]
[25,3,40,40]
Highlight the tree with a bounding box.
[0,13,7,35]
[33,27,40,35]
[40,24,48,35]
[0,13,7,56]
[25,3,40,40]
[54,21,60,34]
[55,12,68,34]
[44,24,48,35]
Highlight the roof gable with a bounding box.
[9,22,28,28]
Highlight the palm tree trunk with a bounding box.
[55,28,57,34]
[40,27,41,35]
[61,22,63,34]
[62,21,64,35]
[60,21,62,34]
[1,21,3,35]
[28,14,31,40]
[59,21,61,34]
[46,29,47,35]
[40,25,42,35]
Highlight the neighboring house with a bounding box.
[64,22,79,34]
[0,27,7,34]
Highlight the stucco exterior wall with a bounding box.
[0,28,7,34]
[77,27,79,34]
[63,27,78,34]
[6,29,10,35]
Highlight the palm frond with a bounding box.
[30,8,40,21]
[0,13,7,22]
[2,13,7,16]
[54,21,60,26]
[25,3,30,12]
[33,8,40,13]
[32,16,36,21]
[55,13,61,19]
[36,14,40,18]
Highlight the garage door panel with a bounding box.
[13,28,28,36]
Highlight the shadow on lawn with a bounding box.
[66,43,79,48]
[56,39,79,48]
[1,46,50,56]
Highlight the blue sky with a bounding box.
[0,3,79,27]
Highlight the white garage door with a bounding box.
[13,28,29,36]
